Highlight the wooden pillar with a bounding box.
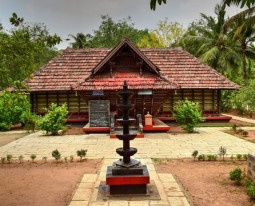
[202,90,205,113]
[78,94,81,115]
[67,91,70,111]
[217,90,221,114]
[192,90,194,101]
[36,93,39,114]
[151,91,154,115]
[30,93,34,113]
[212,90,215,114]
[171,93,174,115]
[46,92,49,109]
[56,92,59,106]
[181,90,184,100]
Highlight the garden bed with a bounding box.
[0,159,101,206]
[155,158,252,206]
[224,129,255,143]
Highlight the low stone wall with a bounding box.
[248,153,255,179]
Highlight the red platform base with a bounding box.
[110,134,144,138]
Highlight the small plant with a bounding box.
[237,128,244,134]
[64,157,68,163]
[236,154,242,160]
[229,167,243,185]
[212,155,217,161]
[232,124,237,132]
[219,146,227,160]
[18,155,24,163]
[76,149,87,161]
[70,155,74,162]
[173,99,205,133]
[30,154,36,162]
[20,111,38,132]
[42,156,47,163]
[207,154,217,161]
[198,154,205,161]
[242,131,248,137]
[192,150,198,160]
[230,155,234,161]
[52,149,61,162]
[6,154,13,163]
[243,154,248,161]
[1,157,6,164]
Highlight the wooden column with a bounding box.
[171,94,174,115]
[46,92,49,109]
[56,92,59,106]
[67,91,70,111]
[78,94,81,115]
[181,90,184,100]
[212,90,215,114]
[202,90,205,113]
[151,91,154,115]
[192,90,194,101]
[217,90,221,114]
[30,93,34,113]
[36,93,39,114]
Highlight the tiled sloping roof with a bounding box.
[141,48,239,89]
[76,72,175,90]
[25,48,110,91]
[25,45,239,91]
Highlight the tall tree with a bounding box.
[0,13,61,90]
[76,15,149,48]
[138,19,185,48]
[69,33,92,48]
[183,4,240,74]
[224,7,255,81]
[223,0,255,8]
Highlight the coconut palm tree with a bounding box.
[184,4,240,74]
[224,7,255,81]
[68,33,92,49]
[223,0,255,8]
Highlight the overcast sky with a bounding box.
[0,0,243,49]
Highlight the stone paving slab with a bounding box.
[1,127,255,160]
[69,159,190,206]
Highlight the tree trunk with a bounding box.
[242,42,247,83]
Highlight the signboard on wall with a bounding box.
[89,100,110,127]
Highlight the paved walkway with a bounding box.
[1,127,255,160]
[223,113,255,124]
[69,158,190,206]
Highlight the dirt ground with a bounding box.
[0,159,101,206]
[224,129,255,143]
[0,133,28,147]
[226,109,255,120]
[155,159,253,206]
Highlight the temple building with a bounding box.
[25,38,239,132]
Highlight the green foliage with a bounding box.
[230,167,243,184]
[221,90,233,112]
[150,0,166,10]
[21,111,38,132]
[69,16,149,48]
[0,91,30,131]
[6,154,13,163]
[30,154,36,162]
[37,103,68,135]
[173,99,205,133]
[18,155,24,163]
[76,149,87,161]
[232,124,238,132]
[192,150,198,160]
[219,146,227,159]
[243,154,248,160]
[236,154,242,160]
[247,181,255,198]
[198,154,205,161]
[0,13,60,90]
[52,149,61,162]
[137,19,186,48]
[207,154,218,161]
[224,0,255,8]
[242,131,249,137]
[1,157,6,164]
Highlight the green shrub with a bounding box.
[18,155,24,163]
[242,131,248,137]
[221,90,233,112]
[6,154,13,163]
[1,157,6,164]
[30,154,36,162]
[247,184,255,199]
[232,124,237,132]
[37,103,68,135]
[243,154,248,161]
[236,154,242,160]
[70,155,74,162]
[192,150,198,160]
[76,149,87,161]
[0,91,30,131]
[173,99,205,133]
[20,111,38,132]
[230,167,243,184]
[207,154,217,161]
[52,149,61,162]
[219,146,227,160]
[198,154,205,161]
